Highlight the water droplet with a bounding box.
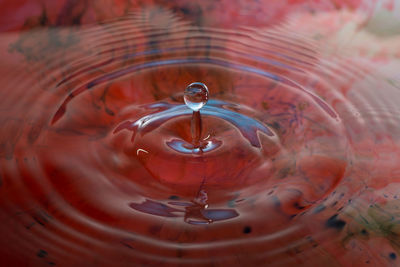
[184,82,209,111]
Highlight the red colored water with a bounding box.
[1,1,400,266]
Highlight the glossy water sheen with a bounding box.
[1,1,400,266]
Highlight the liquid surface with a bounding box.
[1,1,400,266]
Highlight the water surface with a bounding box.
[0,1,400,266]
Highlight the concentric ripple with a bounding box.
[1,5,400,267]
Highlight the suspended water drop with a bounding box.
[184,82,209,148]
[184,82,209,111]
